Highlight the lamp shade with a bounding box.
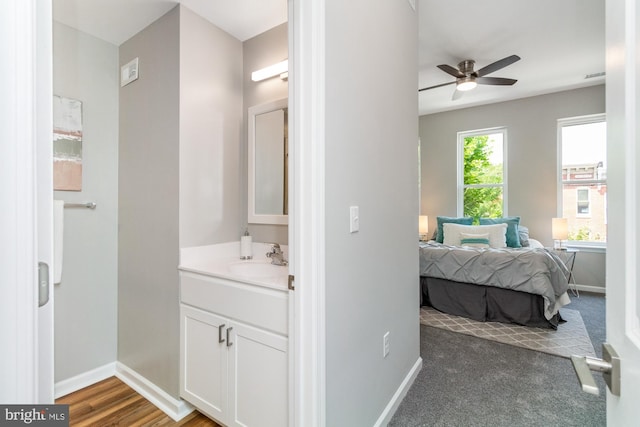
[552,218,568,240]
[419,215,429,236]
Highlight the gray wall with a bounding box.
[419,85,606,289]
[179,6,243,248]
[118,7,181,396]
[118,5,245,398]
[53,22,119,382]
[243,23,289,244]
[324,1,420,424]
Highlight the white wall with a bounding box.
[53,22,119,382]
[419,85,606,289]
[323,1,420,424]
[243,23,289,244]
[179,6,243,248]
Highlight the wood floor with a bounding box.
[55,376,221,427]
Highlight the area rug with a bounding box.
[420,307,596,358]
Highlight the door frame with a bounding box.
[0,0,53,403]
[0,0,37,400]
[289,0,327,426]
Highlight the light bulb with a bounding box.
[456,78,477,92]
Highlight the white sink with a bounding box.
[228,260,287,279]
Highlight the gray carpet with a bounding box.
[565,292,606,358]
[389,293,606,427]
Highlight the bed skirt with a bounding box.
[420,276,561,329]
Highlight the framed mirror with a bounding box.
[248,98,288,225]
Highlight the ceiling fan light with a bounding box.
[457,78,477,92]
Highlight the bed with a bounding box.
[419,217,571,329]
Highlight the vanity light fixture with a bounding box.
[251,60,288,82]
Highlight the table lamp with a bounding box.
[552,218,568,250]
[419,215,429,241]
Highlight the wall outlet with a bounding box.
[383,331,390,358]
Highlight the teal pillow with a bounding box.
[436,216,474,243]
[479,217,521,248]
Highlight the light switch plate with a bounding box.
[350,206,359,233]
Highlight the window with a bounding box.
[558,114,607,245]
[576,188,590,216]
[457,128,506,219]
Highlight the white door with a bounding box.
[604,0,640,423]
[36,0,55,404]
[0,0,54,403]
[180,306,228,420]
[228,321,288,427]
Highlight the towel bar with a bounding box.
[64,202,96,209]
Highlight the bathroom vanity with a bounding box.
[178,242,289,427]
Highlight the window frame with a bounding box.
[456,127,508,218]
[557,113,607,250]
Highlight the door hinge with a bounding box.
[288,274,295,291]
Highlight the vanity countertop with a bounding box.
[179,241,289,291]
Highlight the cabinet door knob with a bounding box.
[218,324,226,343]
[226,327,233,347]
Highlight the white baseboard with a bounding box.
[573,284,606,294]
[115,362,194,421]
[374,357,423,427]
[54,362,116,399]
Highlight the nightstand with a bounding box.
[549,248,578,296]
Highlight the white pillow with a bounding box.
[528,238,544,249]
[459,231,490,248]
[443,223,508,248]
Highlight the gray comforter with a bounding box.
[419,242,570,318]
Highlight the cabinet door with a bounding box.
[227,321,288,427]
[180,305,228,421]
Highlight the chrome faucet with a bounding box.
[266,243,288,266]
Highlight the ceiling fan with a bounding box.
[419,54,521,100]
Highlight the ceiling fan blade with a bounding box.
[419,81,456,92]
[437,64,465,78]
[475,55,521,77]
[476,76,517,86]
[452,89,464,101]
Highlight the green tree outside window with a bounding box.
[462,135,504,221]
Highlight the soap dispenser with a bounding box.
[240,229,253,260]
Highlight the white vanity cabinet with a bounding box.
[179,270,288,427]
